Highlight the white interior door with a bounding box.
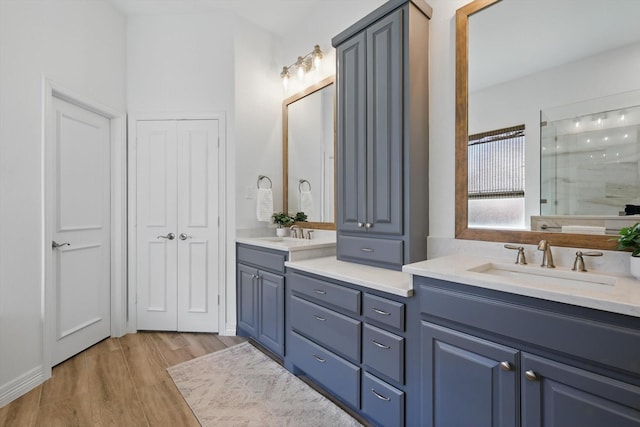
[51,97,111,366]
[136,120,219,332]
[176,121,220,331]
[136,122,179,330]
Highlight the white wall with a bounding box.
[0,0,126,405]
[234,18,282,231]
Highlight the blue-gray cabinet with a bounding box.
[333,0,431,270]
[421,321,518,427]
[522,353,640,427]
[417,276,640,427]
[285,269,411,426]
[236,244,285,358]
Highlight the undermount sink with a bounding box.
[467,262,617,290]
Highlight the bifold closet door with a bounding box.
[136,120,219,332]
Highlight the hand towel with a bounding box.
[561,225,605,235]
[300,189,313,217]
[256,188,273,222]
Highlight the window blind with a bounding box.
[468,125,525,199]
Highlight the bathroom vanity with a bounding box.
[235,236,336,358]
[404,255,640,427]
[236,233,640,427]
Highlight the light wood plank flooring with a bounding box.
[0,332,246,427]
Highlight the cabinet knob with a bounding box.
[524,370,539,381]
[357,222,365,228]
[499,361,513,372]
[365,223,373,229]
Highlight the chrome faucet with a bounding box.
[290,224,300,239]
[537,240,555,268]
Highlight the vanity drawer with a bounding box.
[363,324,404,384]
[288,332,360,409]
[290,296,361,362]
[362,372,405,427]
[363,293,405,331]
[237,245,286,274]
[337,235,403,266]
[289,271,361,314]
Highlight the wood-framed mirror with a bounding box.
[283,76,336,230]
[454,0,640,250]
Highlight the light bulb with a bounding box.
[312,45,323,70]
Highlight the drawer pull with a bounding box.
[361,248,374,252]
[312,354,326,363]
[313,289,326,295]
[372,308,391,316]
[313,315,326,321]
[371,339,391,349]
[370,388,390,401]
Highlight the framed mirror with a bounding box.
[283,76,336,230]
[456,0,640,250]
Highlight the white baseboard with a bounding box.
[220,323,237,337]
[0,366,47,408]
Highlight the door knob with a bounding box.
[157,233,175,240]
[179,233,192,240]
[52,241,70,249]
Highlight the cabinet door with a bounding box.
[522,353,640,427]
[337,31,367,233]
[421,322,518,427]
[237,263,258,337]
[365,9,403,235]
[258,270,284,357]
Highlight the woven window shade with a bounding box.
[468,125,525,199]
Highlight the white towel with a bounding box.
[256,188,273,222]
[561,225,606,235]
[300,189,313,217]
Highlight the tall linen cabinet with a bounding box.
[333,0,431,270]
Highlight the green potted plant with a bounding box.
[615,222,640,279]
[272,212,294,236]
[293,212,308,222]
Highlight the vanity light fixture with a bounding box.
[280,45,324,88]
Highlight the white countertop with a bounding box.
[286,256,413,297]
[403,254,640,318]
[236,236,336,261]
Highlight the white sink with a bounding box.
[467,262,617,290]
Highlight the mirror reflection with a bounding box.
[541,95,640,218]
[283,76,335,228]
[467,0,640,232]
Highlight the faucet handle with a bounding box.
[306,229,314,240]
[504,244,527,265]
[572,250,603,272]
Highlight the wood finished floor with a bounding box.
[0,332,246,427]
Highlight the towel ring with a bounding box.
[298,179,311,192]
[257,175,272,189]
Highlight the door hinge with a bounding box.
[217,137,220,148]
[217,295,220,306]
[218,216,220,227]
